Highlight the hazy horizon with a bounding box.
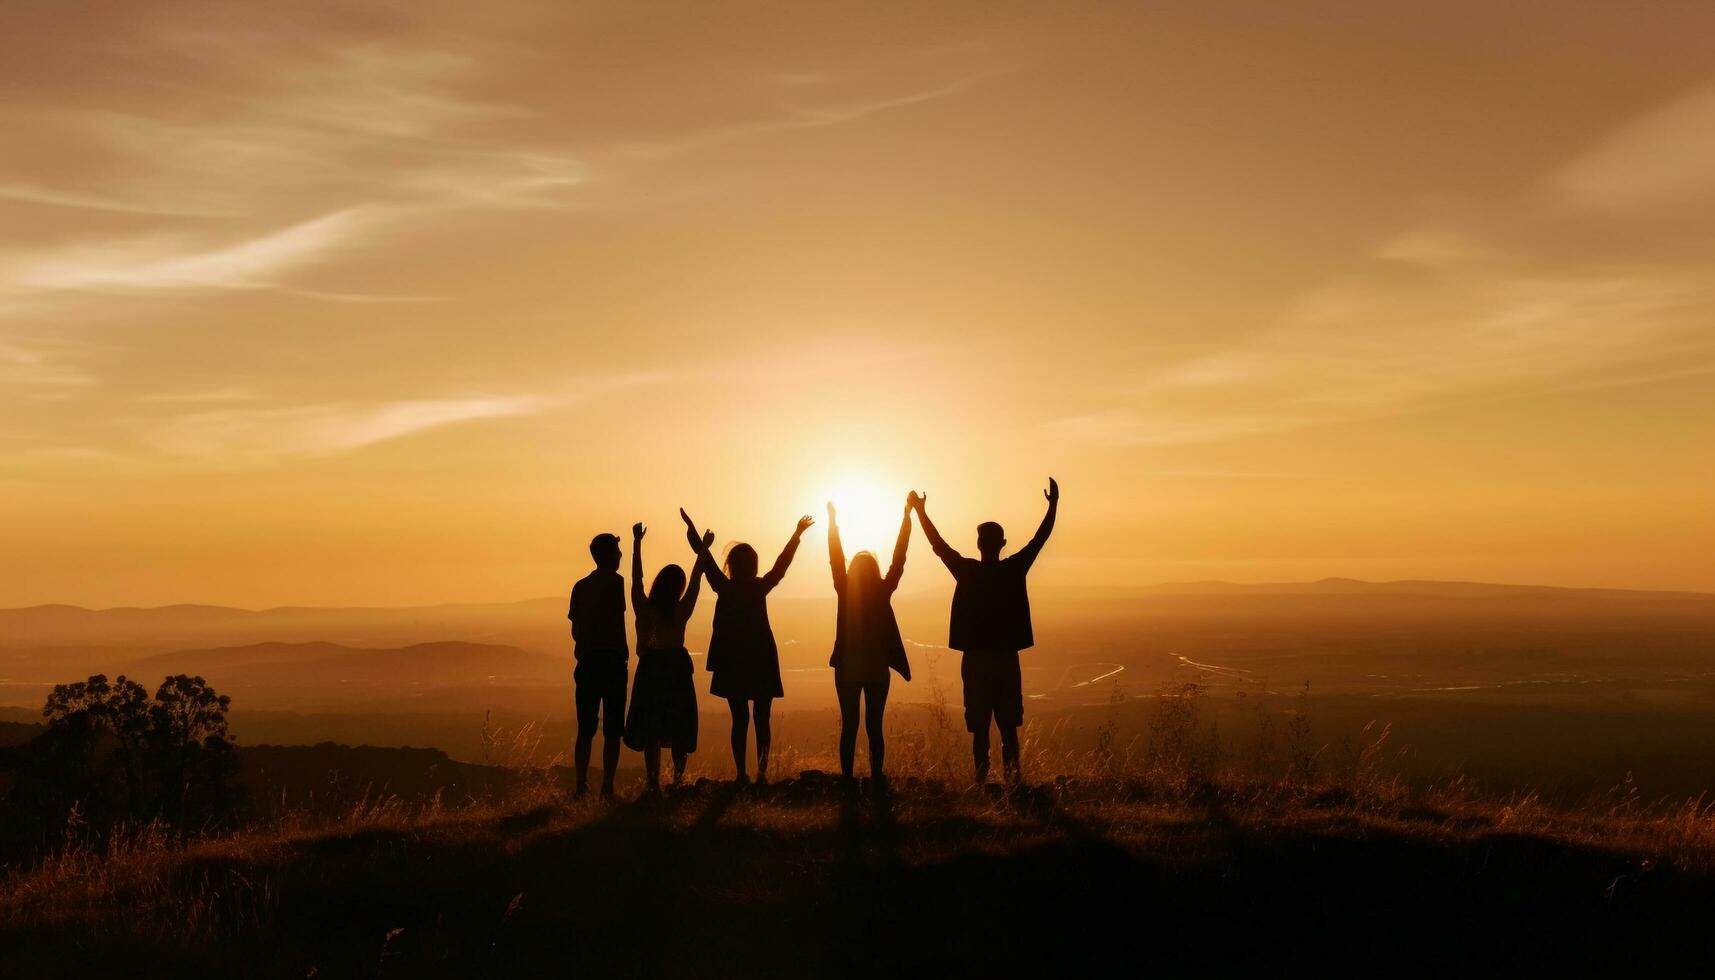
[9,573,1715,614]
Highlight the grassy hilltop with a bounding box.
[5,765,1715,978]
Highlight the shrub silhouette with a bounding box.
[6,673,241,853]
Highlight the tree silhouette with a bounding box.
[146,674,238,827]
[9,673,242,847]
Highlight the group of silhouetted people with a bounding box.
[567,479,1059,796]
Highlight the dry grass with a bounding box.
[8,683,1715,962]
[9,742,1715,943]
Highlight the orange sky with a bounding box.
[2,1,1712,607]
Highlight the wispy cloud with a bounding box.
[137,387,260,404]
[1550,84,1715,213]
[0,338,101,392]
[614,71,999,160]
[5,208,383,293]
[133,371,664,466]
[0,182,240,218]
[142,395,561,463]
[1056,232,1715,447]
[1057,77,1715,451]
[0,37,590,308]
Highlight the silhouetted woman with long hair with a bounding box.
[680,508,814,785]
[826,496,913,784]
[623,521,710,793]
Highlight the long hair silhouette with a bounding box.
[648,564,687,620]
[845,551,883,592]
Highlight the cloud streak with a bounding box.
[1550,84,1715,213]
[132,371,665,467]
[0,36,591,308]
[6,208,381,293]
[1057,236,1715,447]
[142,395,561,463]
[1058,82,1715,450]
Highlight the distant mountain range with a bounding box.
[0,595,595,651]
[5,580,1714,649]
[0,598,564,644]
[6,577,1710,630]
[1137,578,1715,601]
[116,640,568,690]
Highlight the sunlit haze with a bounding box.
[3,1,1712,608]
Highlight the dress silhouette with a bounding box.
[567,533,629,798]
[827,497,912,782]
[911,478,1058,785]
[623,521,708,791]
[680,508,812,784]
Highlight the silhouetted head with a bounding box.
[589,533,622,572]
[725,543,759,580]
[648,564,686,619]
[846,551,884,604]
[976,522,1006,560]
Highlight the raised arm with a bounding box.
[677,529,713,622]
[884,497,912,591]
[680,508,728,593]
[630,523,648,609]
[762,514,815,591]
[1013,477,1059,568]
[826,502,846,592]
[910,491,963,571]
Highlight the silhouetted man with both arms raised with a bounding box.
[912,478,1058,786]
[568,533,627,798]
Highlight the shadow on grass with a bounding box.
[4,778,1714,978]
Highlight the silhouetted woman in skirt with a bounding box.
[624,521,708,792]
[680,508,813,785]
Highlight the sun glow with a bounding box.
[821,473,907,559]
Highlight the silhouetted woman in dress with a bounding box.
[826,495,913,784]
[623,521,710,792]
[680,508,813,785]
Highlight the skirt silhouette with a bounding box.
[624,646,698,752]
[707,646,785,701]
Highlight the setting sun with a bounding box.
[820,473,907,558]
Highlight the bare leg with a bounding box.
[865,679,889,780]
[754,698,774,783]
[574,727,594,796]
[999,726,1021,785]
[644,744,661,792]
[727,698,750,782]
[671,748,688,786]
[836,682,861,779]
[601,730,620,797]
[972,726,991,785]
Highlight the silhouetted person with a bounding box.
[826,496,913,784]
[568,532,628,798]
[681,507,813,785]
[624,521,712,793]
[911,478,1058,786]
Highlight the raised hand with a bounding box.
[1045,477,1059,504]
[681,509,705,551]
[701,529,715,549]
[907,490,925,513]
[632,522,646,540]
[795,514,815,537]
[826,501,837,522]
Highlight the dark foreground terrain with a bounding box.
[5,775,1714,979]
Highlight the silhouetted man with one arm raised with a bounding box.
[569,533,628,798]
[911,479,1058,786]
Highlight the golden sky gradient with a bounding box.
[3,1,1713,607]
